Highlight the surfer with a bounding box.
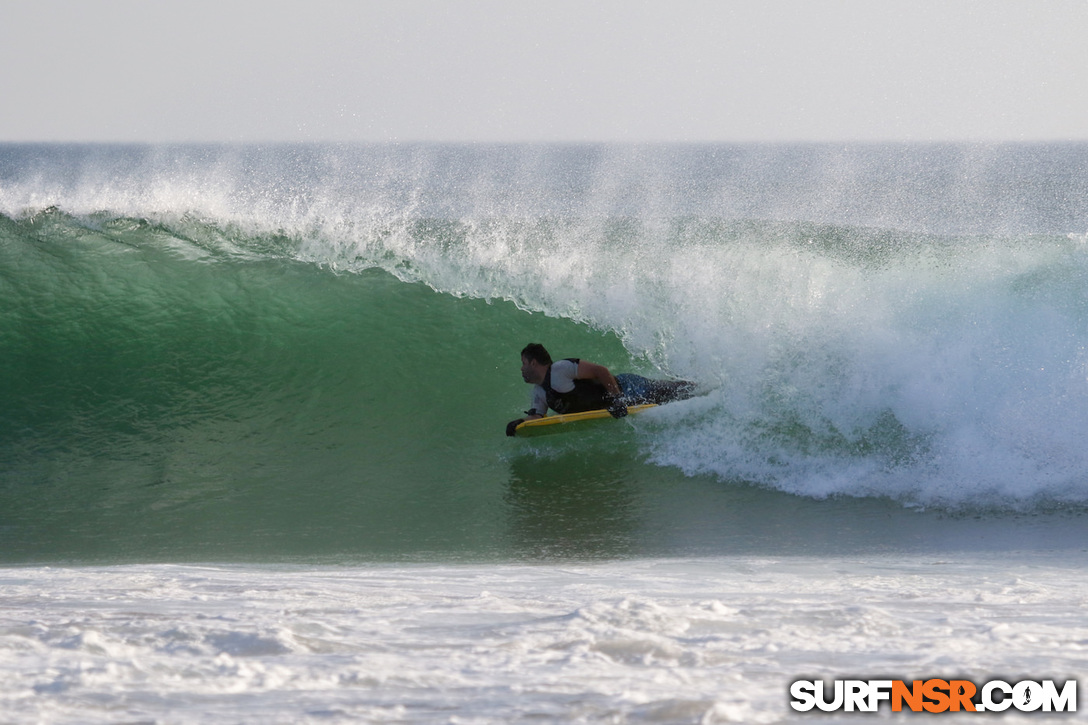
[506,343,695,436]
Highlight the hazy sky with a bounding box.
[3,0,1088,143]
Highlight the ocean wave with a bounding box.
[3,144,1088,562]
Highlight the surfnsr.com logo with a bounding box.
[790,679,1077,713]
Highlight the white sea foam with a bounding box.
[1,557,1084,724]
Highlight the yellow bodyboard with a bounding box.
[514,404,658,437]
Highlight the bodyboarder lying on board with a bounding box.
[506,343,696,436]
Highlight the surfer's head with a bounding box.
[520,343,552,384]
[520,343,552,366]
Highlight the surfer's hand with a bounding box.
[506,418,525,437]
[607,400,628,418]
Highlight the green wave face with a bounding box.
[0,210,649,561]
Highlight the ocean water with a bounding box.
[1,143,1086,722]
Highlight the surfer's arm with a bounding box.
[576,360,627,417]
[575,361,622,397]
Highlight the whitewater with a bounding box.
[1,143,1086,722]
